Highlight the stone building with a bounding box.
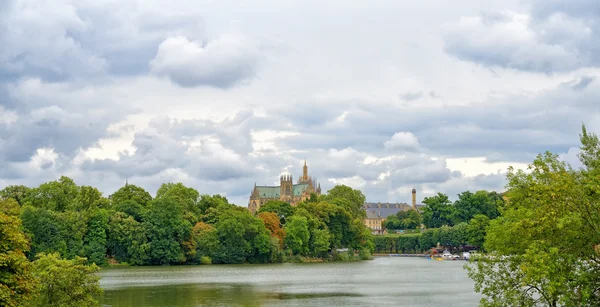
[248,161,321,214]
[363,188,425,234]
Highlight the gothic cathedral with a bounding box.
[248,161,321,214]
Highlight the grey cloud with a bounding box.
[565,76,595,91]
[0,105,117,162]
[269,77,600,161]
[444,1,600,73]
[399,91,423,101]
[82,117,256,181]
[0,1,207,82]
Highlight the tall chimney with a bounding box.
[412,188,416,210]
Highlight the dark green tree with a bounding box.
[143,199,192,265]
[109,184,152,207]
[421,193,454,228]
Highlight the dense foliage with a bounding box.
[466,125,600,306]
[374,221,484,254]
[420,191,504,229]
[0,199,36,307]
[0,200,102,307]
[1,182,374,267]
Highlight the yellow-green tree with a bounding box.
[466,125,600,306]
[30,253,102,307]
[0,199,37,307]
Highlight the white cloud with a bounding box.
[150,29,262,88]
[384,132,420,151]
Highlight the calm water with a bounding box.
[98,257,480,307]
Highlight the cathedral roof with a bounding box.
[255,183,309,198]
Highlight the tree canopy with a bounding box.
[466,124,600,306]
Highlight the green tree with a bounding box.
[386,209,422,230]
[73,186,107,211]
[310,228,331,258]
[30,253,102,307]
[155,183,200,223]
[466,125,600,306]
[143,199,193,265]
[24,176,79,212]
[451,190,501,224]
[106,212,148,265]
[257,200,295,224]
[113,200,145,222]
[466,214,490,250]
[323,185,367,219]
[20,206,68,259]
[83,209,109,265]
[0,199,37,307]
[109,184,152,207]
[421,193,454,228]
[212,209,272,264]
[0,185,30,206]
[191,222,219,264]
[284,215,310,256]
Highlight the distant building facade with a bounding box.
[248,161,321,215]
[363,188,425,234]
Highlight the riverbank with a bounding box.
[105,250,374,267]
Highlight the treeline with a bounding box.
[375,216,490,254]
[383,190,503,233]
[0,180,374,267]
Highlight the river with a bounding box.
[98,257,480,306]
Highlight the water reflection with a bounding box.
[99,257,480,307]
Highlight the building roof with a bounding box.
[365,207,404,219]
[363,202,427,219]
[292,183,309,196]
[256,183,309,198]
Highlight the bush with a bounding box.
[358,248,373,260]
[332,251,351,261]
[200,256,212,265]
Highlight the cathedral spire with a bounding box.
[303,160,308,179]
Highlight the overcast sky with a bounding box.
[1,0,599,206]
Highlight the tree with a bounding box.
[0,185,31,206]
[83,209,109,265]
[109,184,152,207]
[323,185,366,219]
[387,209,422,230]
[23,176,79,212]
[73,186,106,211]
[155,183,200,223]
[451,190,501,224]
[107,212,148,265]
[284,216,310,256]
[143,199,192,265]
[0,199,37,307]
[466,214,490,250]
[421,193,454,228]
[212,209,272,264]
[257,200,295,224]
[191,222,219,264]
[30,253,102,307]
[466,125,600,306]
[257,212,286,248]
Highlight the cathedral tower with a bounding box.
[280,174,293,201]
